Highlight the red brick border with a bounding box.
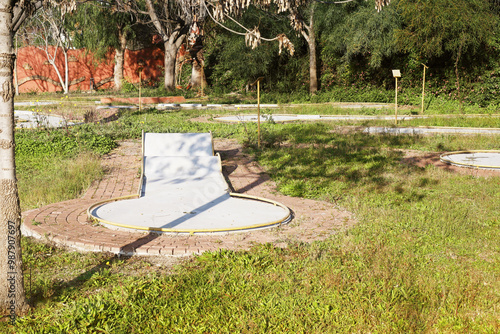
[100,97,186,105]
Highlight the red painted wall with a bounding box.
[16,46,165,93]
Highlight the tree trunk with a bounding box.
[45,45,68,94]
[189,36,207,89]
[0,1,29,320]
[164,41,178,91]
[113,27,127,91]
[14,36,18,96]
[63,50,69,93]
[190,58,206,89]
[307,30,318,94]
[144,0,186,92]
[301,4,318,95]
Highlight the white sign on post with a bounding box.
[392,70,401,124]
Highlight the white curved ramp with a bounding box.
[143,132,214,157]
[88,132,290,234]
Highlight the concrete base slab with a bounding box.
[15,110,76,128]
[365,126,500,135]
[88,132,291,233]
[440,151,500,170]
[215,114,424,123]
[91,192,288,233]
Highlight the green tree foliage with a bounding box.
[67,3,143,90]
[205,7,306,94]
[317,1,400,89]
[68,3,135,61]
[395,0,498,104]
[395,0,496,61]
[329,1,400,68]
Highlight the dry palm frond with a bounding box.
[278,34,294,55]
[245,27,261,49]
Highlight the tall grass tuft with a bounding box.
[17,152,103,210]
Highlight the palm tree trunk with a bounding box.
[0,0,29,319]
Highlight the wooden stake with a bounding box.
[139,70,142,112]
[395,77,398,125]
[257,80,261,149]
[421,64,428,114]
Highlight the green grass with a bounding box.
[17,153,103,210]
[3,104,499,333]
[15,127,115,210]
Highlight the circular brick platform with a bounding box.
[22,139,354,257]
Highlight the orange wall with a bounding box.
[16,46,165,93]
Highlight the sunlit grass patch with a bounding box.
[17,152,103,210]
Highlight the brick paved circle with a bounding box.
[21,139,354,257]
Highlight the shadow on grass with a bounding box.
[25,232,162,308]
[26,254,119,307]
[253,124,435,200]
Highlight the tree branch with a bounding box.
[12,1,43,34]
[145,0,168,41]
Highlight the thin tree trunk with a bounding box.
[113,48,124,91]
[63,50,69,93]
[307,31,317,94]
[44,45,68,94]
[114,27,126,91]
[14,36,18,96]
[301,4,318,94]
[0,0,29,320]
[455,34,465,112]
[308,32,317,94]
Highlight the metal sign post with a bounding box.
[392,70,401,125]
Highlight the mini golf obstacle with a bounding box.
[440,150,500,170]
[88,132,291,234]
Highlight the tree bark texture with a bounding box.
[307,31,317,94]
[0,1,29,319]
[189,36,207,89]
[144,0,187,91]
[301,4,318,94]
[114,27,127,91]
[63,50,69,93]
[164,41,178,91]
[163,29,186,91]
